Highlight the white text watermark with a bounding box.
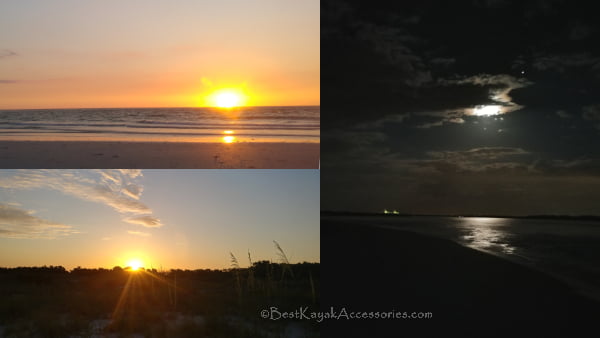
[260,306,433,322]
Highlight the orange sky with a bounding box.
[0,1,319,109]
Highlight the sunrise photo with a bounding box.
[0,169,320,336]
[0,1,320,169]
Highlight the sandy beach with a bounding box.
[0,141,319,169]
[321,218,600,337]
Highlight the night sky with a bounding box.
[322,0,600,215]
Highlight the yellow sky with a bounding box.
[0,1,319,109]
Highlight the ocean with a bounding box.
[324,215,600,300]
[0,106,320,143]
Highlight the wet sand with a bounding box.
[0,141,319,169]
[321,219,600,337]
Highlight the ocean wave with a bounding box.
[0,106,320,141]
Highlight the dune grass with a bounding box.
[0,243,319,337]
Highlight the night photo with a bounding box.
[322,0,600,336]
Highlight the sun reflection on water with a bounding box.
[222,130,236,143]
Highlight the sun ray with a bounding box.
[126,259,143,271]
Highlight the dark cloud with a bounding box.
[431,57,456,67]
[556,110,571,119]
[322,0,600,215]
[582,104,600,121]
[569,22,592,40]
[582,104,600,129]
[473,0,510,8]
[532,53,600,73]
[0,80,17,84]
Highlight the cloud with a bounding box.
[427,147,530,161]
[354,22,431,87]
[556,110,572,119]
[375,74,534,128]
[122,184,143,200]
[582,104,600,129]
[0,49,17,59]
[354,113,410,129]
[123,216,163,228]
[533,53,600,73]
[431,57,456,67]
[439,74,532,113]
[0,80,17,84]
[582,104,600,120]
[127,230,151,237]
[0,204,77,239]
[473,0,509,8]
[569,22,592,40]
[529,158,600,176]
[352,147,533,175]
[0,170,163,229]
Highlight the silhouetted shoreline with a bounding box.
[321,219,600,337]
[321,210,600,222]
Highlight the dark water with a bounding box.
[0,106,320,142]
[325,215,600,300]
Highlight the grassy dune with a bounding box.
[0,261,319,337]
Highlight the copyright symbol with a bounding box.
[260,309,269,319]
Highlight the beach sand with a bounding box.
[321,218,600,337]
[0,141,319,169]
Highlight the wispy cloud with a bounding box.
[533,53,600,73]
[0,204,77,239]
[127,230,151,237]
[124,216,162,228]
[0,49,17,59]
[0,170,162,228]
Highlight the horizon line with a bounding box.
[0,104,321,111]
[0,261,321,272]
[321,210,600,220]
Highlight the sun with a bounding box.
[126,259,144,271]
[215,92,240,108]
[206,88,247,108]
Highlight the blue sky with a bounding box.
[0,169,319,269]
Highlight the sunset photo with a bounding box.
[0,1,320,168]
[0,169,320,336]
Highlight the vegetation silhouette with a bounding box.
[0,260,319,337]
